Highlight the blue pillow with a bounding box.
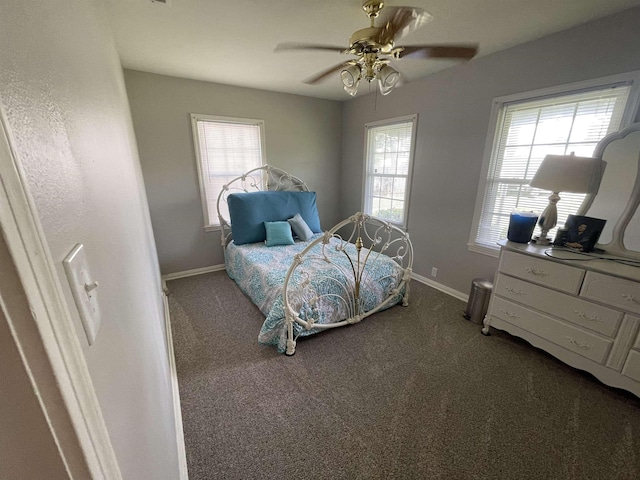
[228,191,321,245]
[287,213,314,241]
[264,221,295,247]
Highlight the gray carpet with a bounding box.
[168,271,640,480]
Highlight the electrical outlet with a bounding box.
[431,267,438,277]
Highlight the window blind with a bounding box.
[364,119,415,226]
[194,118,264,227]
[475,85,630,249]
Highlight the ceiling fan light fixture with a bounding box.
[276,1,478,98]
[377,64,400,95]
[341,64,362,88]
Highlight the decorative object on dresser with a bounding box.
[529,153,606,245]
[506,210,538,243]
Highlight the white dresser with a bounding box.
[484,241,640,397]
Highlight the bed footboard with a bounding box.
[282,212,413,355]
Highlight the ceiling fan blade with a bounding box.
[395,44,479,60]
[303,62,351,85]
[275,42,348,54]
[375,6,433,45]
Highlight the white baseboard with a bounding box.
[411,272,469,303]
[162,264,226,282]
[162,289,189,480]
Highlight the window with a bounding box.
[363,115,417,228]
[191,114,265,230]
[470,73,640,255]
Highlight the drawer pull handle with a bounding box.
[505,286,525,296]
[565,336,592,350]
[573,311,602,323]
[500,308,519,319]
[525,267,549,277]
[622,294,639,305]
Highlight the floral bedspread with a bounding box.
[225,234,405,353]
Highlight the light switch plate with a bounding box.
[63,243,101,345]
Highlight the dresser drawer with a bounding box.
[494,274,623,337]
[490,297,612,364]
[622,350,640,383]
[581,271,640,315]
[499,250,585,294]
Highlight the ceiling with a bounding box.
[104,0,640,101]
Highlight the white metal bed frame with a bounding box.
[217,164,414,355]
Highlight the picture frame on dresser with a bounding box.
[556,214,606,252]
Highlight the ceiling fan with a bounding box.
[275,0,478,96]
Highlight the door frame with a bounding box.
[0,107,122,479]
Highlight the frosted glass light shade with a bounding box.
[341,64,361,96]
[377,64,400,96]
[529,154,606,194]
[341,64,361,88]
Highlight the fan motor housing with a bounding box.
[349,27,393,53]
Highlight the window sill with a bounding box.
[364,213,406,231]
[204,225,222,233]
[467,242,500,258]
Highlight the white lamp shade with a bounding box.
[529,154,607,194]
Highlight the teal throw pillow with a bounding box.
[264,221,295,247]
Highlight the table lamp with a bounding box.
[529,153,606,245]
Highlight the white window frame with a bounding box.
[190,114,266,231]
[469,71,640,257]
[362,114,418,229]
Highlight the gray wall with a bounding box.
[0,1,180,478]
[341,6,640,296]
[125,70,343,275]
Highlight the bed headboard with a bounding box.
[216,164,309,248]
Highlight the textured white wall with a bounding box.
[125,70,343,274]
[341,6,640,295]
[0,1,180,479]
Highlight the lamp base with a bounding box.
[531,192,560,247]
[531,235,552,246]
